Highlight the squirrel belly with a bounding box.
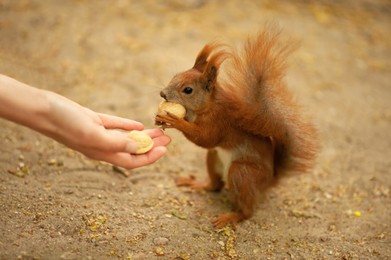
[213,147,232,185]
[212,135,275,189]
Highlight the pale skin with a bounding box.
[0,74,171,169]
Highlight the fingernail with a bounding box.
[125,141,138,153]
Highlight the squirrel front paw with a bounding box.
[175,175,223,192]
[155,115,171,129]
[175,175,207,192]
[155,112,184,129]
[155,113,173,129]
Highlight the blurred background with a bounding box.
[0,0,390,259]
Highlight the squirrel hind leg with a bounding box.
[217,160,273,228]
[211,212,245,229]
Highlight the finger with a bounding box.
[91,146,168,169]
[143,128,166,138]
[126,146,168,169]
[98,113,144,130]
[89,130,139,154]
[87,128,170,155]
[105,129,171,151]
[152,134,171,148]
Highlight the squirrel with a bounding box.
[155,25,318,228]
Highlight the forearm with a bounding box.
[0,74,53,134]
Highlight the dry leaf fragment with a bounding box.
[171,210,187,220]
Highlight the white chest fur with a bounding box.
[214,141,260,185]
[215,147,233,184]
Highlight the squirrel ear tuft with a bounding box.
[203,66,217,92]
[202,50,229,89]
[193,42,226,73]
[193,44,213,73]
[193,45,209,72]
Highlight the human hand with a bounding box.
[43,91,171,169]
[0,74,170,169]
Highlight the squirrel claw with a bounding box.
[155,121,173,130]
[155,114,175,129]
[155,113,181,127]
[211,212,244,229]
[165,111,180,119]
[175,175,196,186]
[175,176,213,192]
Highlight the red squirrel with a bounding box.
[155,26,318,228]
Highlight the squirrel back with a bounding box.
[220,26,318,176]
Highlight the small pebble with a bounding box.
[153,237,169,246]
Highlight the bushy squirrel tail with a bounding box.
[222,24,319,176]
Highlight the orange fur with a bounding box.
[156,25,319,228]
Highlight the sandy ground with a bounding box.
[0,0,390,259]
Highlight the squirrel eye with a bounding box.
[183,86,193,95]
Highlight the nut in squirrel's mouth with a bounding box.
[155,101,188,129]
[157,101,187,118]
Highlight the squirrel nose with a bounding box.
[160,90,167,100]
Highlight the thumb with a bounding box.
[124,139,139,154]
[97,130,139,154]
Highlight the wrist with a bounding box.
[26,89,58,137]
[35,90,69,139]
